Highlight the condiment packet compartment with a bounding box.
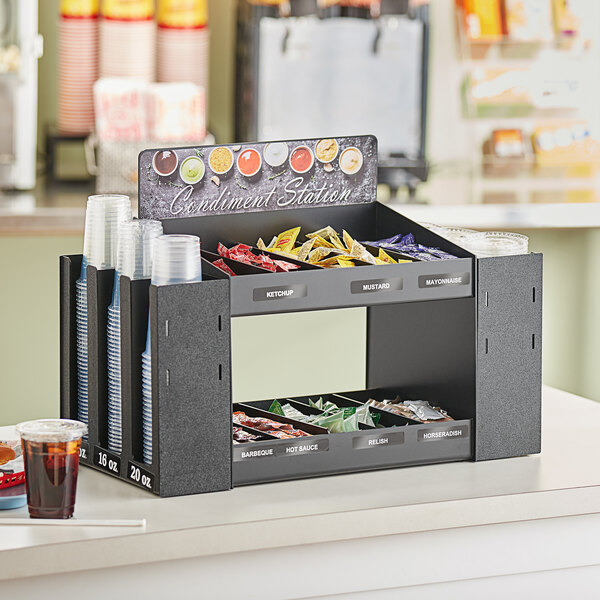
[227,255,474,316]
[232,393,473,486]
[202,249,274,276]
[233,403,329,436]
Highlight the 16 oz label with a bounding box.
[93,447,121,475]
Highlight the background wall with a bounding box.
[0,1,598,426]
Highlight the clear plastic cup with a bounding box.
[16,419,87,519]
[82,194,132,271]
[151,234,202,286]
[464,232,529,257]
[118,219,164,281]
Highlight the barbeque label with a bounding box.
[417,425,469,442]
[93,446,121,475]
[138,135,378,220]
[352,431,404,449]
[234,445,278,461]
[253,284,308,302]
[350,277,403,294]
[418,272,470,288]
[127,462,155,491]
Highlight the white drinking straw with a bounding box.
[0,518,146,527]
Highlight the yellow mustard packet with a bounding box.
[272,227,300,253]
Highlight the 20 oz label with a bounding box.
[128,462,154,490]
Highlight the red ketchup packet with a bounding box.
[218,243,299,273]
[212,259,237,277]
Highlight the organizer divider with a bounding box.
[59,255,91,464]
[119,275,157,490]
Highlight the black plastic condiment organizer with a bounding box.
[60,135,542,497]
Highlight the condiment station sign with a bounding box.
[138,135,377,219]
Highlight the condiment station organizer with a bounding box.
[60,135,542,497]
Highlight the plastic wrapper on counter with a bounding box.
[365,398,454,423]
[233,412,311,438]
[364,233,457,261]
[218,243,299,272]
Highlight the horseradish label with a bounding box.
[417,425,469,442]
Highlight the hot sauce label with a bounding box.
[157,0,208,28]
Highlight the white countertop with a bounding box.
[1,385,599,582]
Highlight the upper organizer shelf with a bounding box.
[138,135,474,315]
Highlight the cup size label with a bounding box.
[418,273,470,288]
[253,284,307,302]
[93,447,121,475]
[351,278,403,294]
[417,425,469,442]
[352,431,404,449]
[233,438,329,461]
[79,442,90,463]
[127,462,154,491]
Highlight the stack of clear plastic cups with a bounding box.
[142,235,202,464]
[76,194,131,433]
[463,232,529,257]
[107,219,163,454]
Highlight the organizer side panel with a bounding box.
[475,253,543,461]
[153,280,232,496]
[87,266,115,449]
[60,255,82,421]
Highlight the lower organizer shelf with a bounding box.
[232,392,473,486]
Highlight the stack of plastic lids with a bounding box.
[419,223,480,248]
[157,0,209,94]
[464,232,529,258]
[99,0,156,81]
[107,219,163,454]
[57,0,99,135]
[142,234,203,465]
[76,194,132,431]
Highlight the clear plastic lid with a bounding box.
[16,419,88,443]
[117,219,164,280]
[464,232,529,257]
[151,234,202,286]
